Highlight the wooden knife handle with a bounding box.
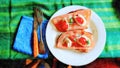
[33,30,39,57]
[67,65,72,68]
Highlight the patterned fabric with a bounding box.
[0,0,120,59]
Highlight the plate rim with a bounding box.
[46,5,106,66]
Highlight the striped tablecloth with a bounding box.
[0,0,120,59]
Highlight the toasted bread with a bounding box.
[56,30,94,52]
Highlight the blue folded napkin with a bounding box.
[13,16,49,59]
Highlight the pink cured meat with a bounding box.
[51,9,91,32]
[56,30,94,52]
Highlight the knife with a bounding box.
[33,7,45,58]
[33,7,39,58]
[35,8,46,54]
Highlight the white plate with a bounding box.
[46,5,106,66]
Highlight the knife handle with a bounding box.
[33,30,39,57]
[67,65,72,68]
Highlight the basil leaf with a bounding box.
[69,18,73,24]
[86,40,90,44]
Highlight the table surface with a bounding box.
[0,0,120,59]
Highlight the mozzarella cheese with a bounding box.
[65,37,72,47]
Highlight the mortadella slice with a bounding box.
[51,9,91,32]
[56,30,94,52]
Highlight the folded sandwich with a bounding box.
[51,9,91,32]
[56,30,94,52]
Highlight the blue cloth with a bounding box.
[13,16,49,59]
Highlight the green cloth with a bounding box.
[0,0,120,59]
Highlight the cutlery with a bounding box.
[34,7,46,54]
[33,7,39,57]
[33,7,46,58]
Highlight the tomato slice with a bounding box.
[75,16,84,25]
[63,42,67,47]
[78,37,87,45]
[72,41,80,47]
[55,20,68,32]
[68,35,80,47]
